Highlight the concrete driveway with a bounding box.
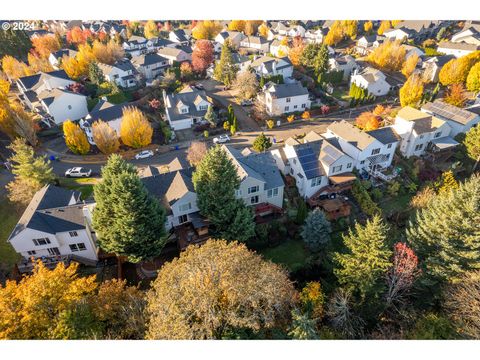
[199,79,261,131]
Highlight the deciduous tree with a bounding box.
[63,120,90,155]
[228,20,246,32]
[367,39,406,71]
[192,40,214,73]
[288,36,305,67]
[120,107,153,148]
[463,125,480,166]
[377,20,392,35]
[326,288,365,339]
[439,52,480,86]
[92,121,120,155]
[364,21,373,34]
[192,20,222,40]
[466,61,480,93]
[186,141,208,167]
[31,34,61,58]
[444,83,467,107]
[355,111,382,131]
[232,70,258,100]
[399,73,424,107]
[258,23,270,38]
[145,240,297,339]
[143,20,159,39]
[252,132,272,152]
[401,53,419,78]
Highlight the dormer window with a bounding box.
[198,105,208,111]
[181,107,188,114]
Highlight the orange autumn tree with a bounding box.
[120,107,153,148]
[63,120,90,155]
[288,36,305,67]
[192,20,222,40]
[355,111,382,131]
[27,53,54,73]
[402,53,419,78]
[444,83,468,108]
[31,34,61,58]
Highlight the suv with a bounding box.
[65,167,92,178]
[213,134,231,144]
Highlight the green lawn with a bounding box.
[58,178,98,200]
[378,193,413,214]
[0,197,21,267]
[260,239,309,272]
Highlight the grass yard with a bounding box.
[58,177,99,200]
[331,87,350,101]
[378,193,413,215]
[0,197,21,267]
[260,239,309,272]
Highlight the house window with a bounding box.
[199,105,208,111]
[178,214,188,224]
[386,153,391,159]
[301,103,306,108]
[332,165,343,173]
[311,177,322,187]
[267,188,279,198]
[285,106,289,112]
[290,168,294,175]
[179,203,192,212]
[286,97,291,103]
[347,163,352,169]
[33,238,51,246]
[250,195,259,204]
[371,148,381,155]
[27,250,36,256]
[293,158,297,164]
[68,105,72,110]
[294,105,298,109]
[435,132,442,138]
[360,160,365,165]
[415,144,424,151]
[47,247,60,256]
[248,186,259,194]
[235,189,242,197]
[69,231,78,237]
[420,134,424,139]
[387,144,392,149]
[69,244,79,252]
[181,108,188,114]
[77,243,86,251]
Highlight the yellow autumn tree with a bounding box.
[27,53,54,73]
[1,55,33,81]
[31,34,61,58]
[466,61,480,93]
[402,53,419,78]
[63,120,90,155]
[367,39,406,71]
[144,20,159,39]
[91,40,124,65]
[399,73,424,108]
[92,120,120,154]
[439,52,480,86]
[258,23,270,38]
[192,20,222,40]
[60,55,84,79]
[120,107,153,148]
[324,21,344,46]
[364,21,373,34]
[378,20,392,35]
[228,20,246,32]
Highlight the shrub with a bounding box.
[351,180,381,217]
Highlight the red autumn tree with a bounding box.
[67,26,94,45]
[385,242,421,307]
[149,98,161,110]
[192,40,214,73]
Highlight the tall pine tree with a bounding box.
[214,40,238,86]
[334,215,392,300]
[92,155,167,262]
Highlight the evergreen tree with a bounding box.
[252,132,272,152]
[438,170,458,194]
[88,62,105,85]
[230,114,238,135]
[213,41,238,86]
[301,209,332,252]
[288,309,319,340]
[192,146,255,242]
[334,215,392,300]
[0,29,32,60]
[204,105,217,128]
[463,125,480,169]
[407,175,480,284]
[92,155,167,262]
[300,43,329,81]
[296,200,308,225]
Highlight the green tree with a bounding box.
[214,41,238,86]
[334,216,392,300]
[192,146,255,242]
[204,105,217,128]
[252,132,272,152]
[288,309,319,339]
[463,125,480,168]
[300,43,329,82]
[230,114,238,135]
[88,62,105,85]
[92,155,167,263]
[0,29,32,59]
[301,209,331,252]
[407,174,480,284]
[406,313,456,340]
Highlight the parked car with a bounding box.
[65,167,92,178]
[135,150,154,160]
[213,134,230,144]
[194,83,204,90]
[240,99,253,106]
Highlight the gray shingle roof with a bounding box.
[18,70,70,91]
[327,120,377,150]
[266,81,309,99]
[165,86,210,122]
[366,127,400,145]
[87,100,131,124]
[131,53,168,67]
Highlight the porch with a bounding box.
[254,202,284,223]
[175,212,210,251]
[307,172,356,207]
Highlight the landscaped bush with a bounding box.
[351,180,382,217]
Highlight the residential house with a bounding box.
[123,35,149,56]
[270,40,290,57]
[157,46,192,64]
[350,67,392,96]
[392,106,457,158]
[383,28,415,41]
[214,31,245,49]
[169,29,191,45]
[16,70,87,125]
[263,81,310,116]
[421,100,480,137]
[403,45,425,61]
[271,134,355,199]
[232,53,253,72]
[437,41,480,58]
[163,85,212,130]
[391,20,445,42]
[48,49,78,69]
[8,185,98,269]
[240,36,271,53]
[223,145,285,215]
[421,55,456,82]
[324,120,399,172]
[304,28,328,44]
[451,27,480,46]
[250,56,293,81]
[131,53,170,81]
[98,59,138,88]
[355,34,385,55]
[328,55,358,81]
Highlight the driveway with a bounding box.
[199,79,261,132]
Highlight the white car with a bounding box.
[135,150,154,160]
[213,135,231,144]
[65,167,92,178]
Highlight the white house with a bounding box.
[48,49,78,69]
[223,145,285,213]
[214,31,245,49]
[383,28,415,41]
[355,35,385,55]
[328,55,358,81]
[250,56,293,81]
[305,28,328,44]
[451,27,480,46]
[163,85,212,130]
[123,35,149,56]
[421,100,480,137]
[157,46,192,64]
[131,53,170,81]
[350,67,392,96]
[169,29,191,45]
[82,99,131,140]
[421,55,456,83]
[263,81,310,116]
[324,120,399,172]
[240,36,271,53]
[36,88,88,125]
[98,59,138,88]
[403,45,425,60]
[392,106,457,158]
[437,41,480,58]
[8,185,98,267]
